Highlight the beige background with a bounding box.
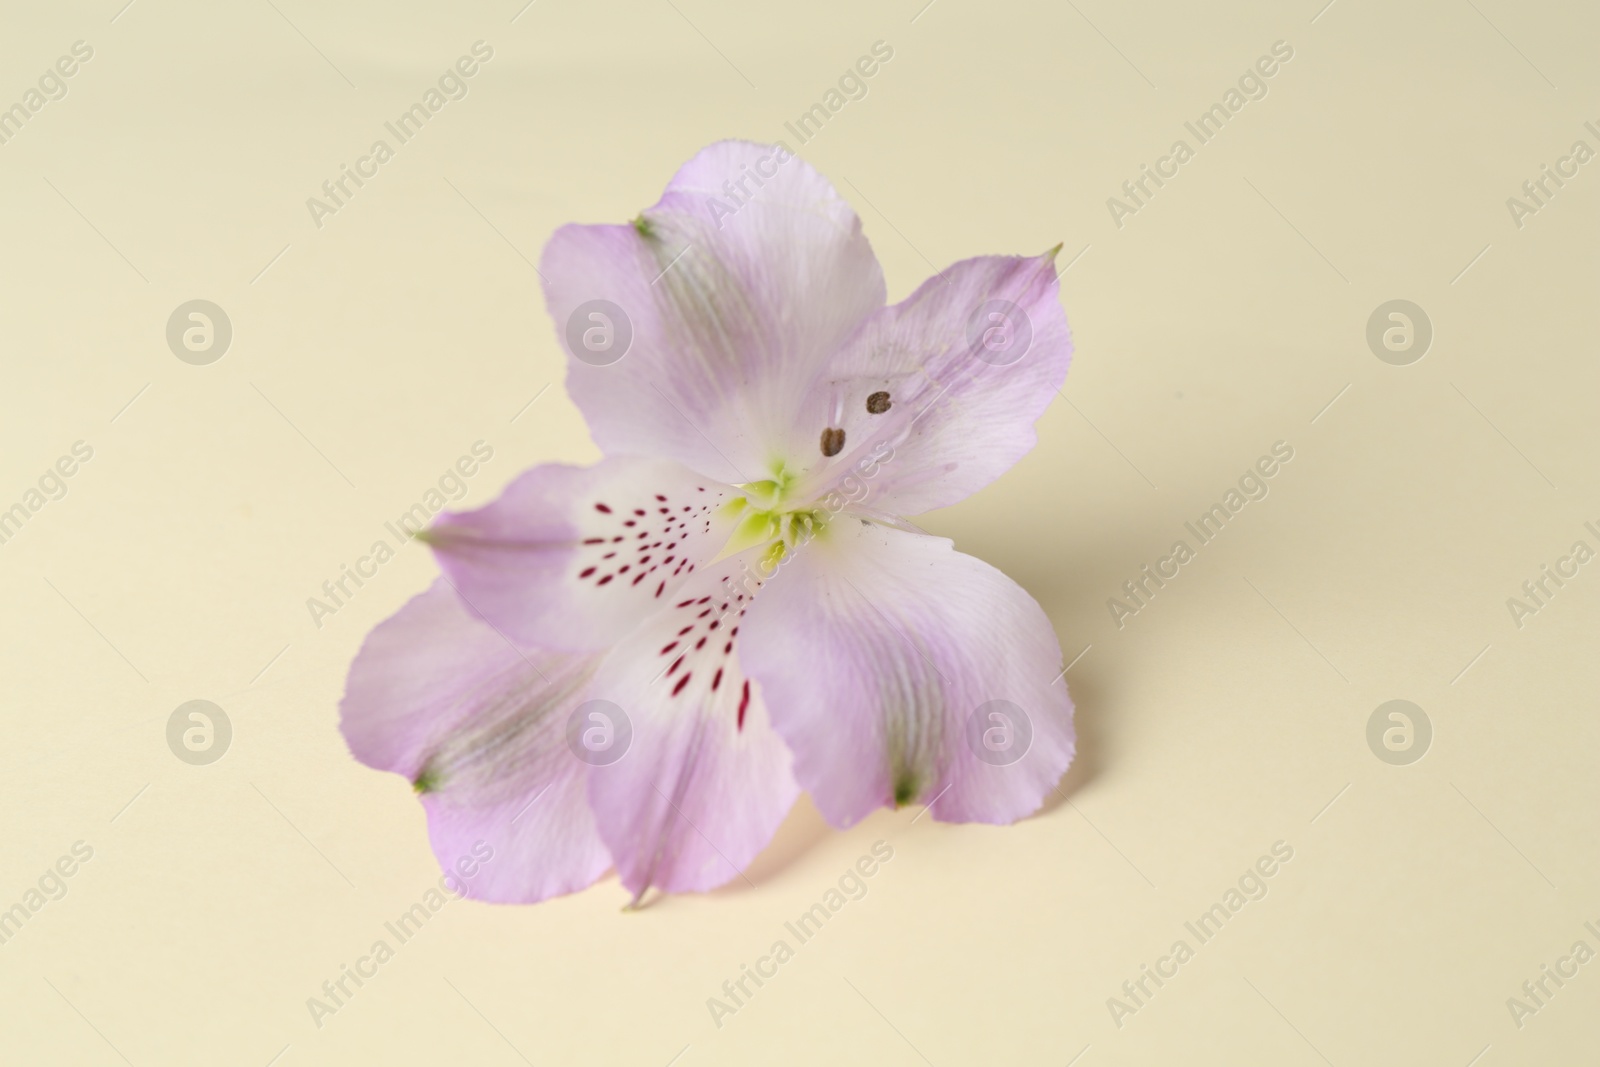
[2,0,1596,1063]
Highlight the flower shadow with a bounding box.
[730,793,834,890]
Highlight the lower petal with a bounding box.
[339,580,612,903]
[740,521,1074,827]
[583,550,798,899]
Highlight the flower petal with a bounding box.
[540,140,886,483]
[740,521,1074,826]
[339,580,611,903]
[792,252,1071,516]
[424,457,737,651]
[582,550,798,899]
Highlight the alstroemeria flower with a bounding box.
[340,141,1075,905]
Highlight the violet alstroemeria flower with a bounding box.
[340,141,1075,905]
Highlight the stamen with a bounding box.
[866,391,891,414]
[820,427,846,457]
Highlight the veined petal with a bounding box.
[740,521,1074,826]
[424,456,736,652]
[792,252,1071,516]
[583,549,797,900]
[541,140,886,483]
[339,580,611,903]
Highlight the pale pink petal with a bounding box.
[583,550,798,899]
[740,521,1074,826]
[788,252,1071,516]
[540,140,886,483]
[424,457,737,652]
[339,580,611,903]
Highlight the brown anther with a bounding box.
[820,427,846,457]
[866,391,891,414]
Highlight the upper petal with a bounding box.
[583,549,798,900]
[424,456,737,652]
[339,580,612,903]
[740,520,1074,827]
[792,252,1071,516]
[540,140,886,483]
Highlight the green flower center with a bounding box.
[719,462,829,568]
